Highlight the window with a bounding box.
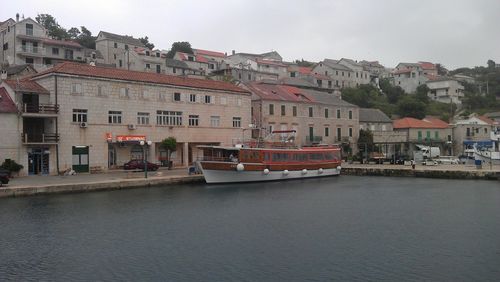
[356,72,359,78]
[114,42,118,48]
[220,96,227,105]
[119,60,123,67]
[108,111,122,124]
[173,67,176,74]
[325,127,329,137]
[293,106,297,117]
[119,87,129,98]
[328,81,332,88]
[189,94,196,103]
[174,92,181,101]
[156,52,160,57]
[71,83,82,94]
[348,72,351,78]
[281,105,286,116]
[342,71,344,76]
[290,72,296,78]
[426,131,431,141]
[325,71,328,75]
[97,85,106,97]
[125,44,129,50]
[188,56,195,61]
[52,47,59,55]
[2,43,7,50]
[158,91,167,101]
[418,131,423,141]
[145,63,150,69]
[25,57,34,64]
[204,95,212,104]
[336,71,338,75]
[484,128,488,134]
[189,115,199,126]
[308,107,313,117]
[72,109,87,123]
[336,109,341,119]
[349,127,353,137]
[210,116,220,127]
[233,117,242,128]
[337,127,342,141]
[156,110,182,126]
[325,108,329,118]
[140,90,149,100]
[349,110,353,119]
[26,23,33,36]
[113,54,117,60]
[269,104,274,115]
[156,65,161,73]
[146,50,150,56]
[247,73,252,80]
[434,131,439,140]
[137,112,150,125]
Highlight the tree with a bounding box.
[397,96,426,119]
[160,137,177,169]
[436,63,448,76]
[139,36,155,50]
[487,59,496,69]
[415,84,430,104]
[76,26,96,49]
[166,42,194,58]
[357,129,374,161]
[295,59,315,67]
[67,27,81,39]
[35,14,68,39]
[342,84,380,108]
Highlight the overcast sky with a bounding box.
[2,0,499,69]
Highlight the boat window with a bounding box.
[272,153,289,162]
[293,153,307,162]
[309,153,324,160]
[264,153,270,161]
[325,152,334,160]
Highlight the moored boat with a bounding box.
[473,130,500,165]
[196,144,342,184]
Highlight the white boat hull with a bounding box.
[200,167,341,184]
[473,151,500,165]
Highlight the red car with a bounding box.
[123,160,159,171]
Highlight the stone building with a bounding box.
[452,115,498,155]
[246,81,359,151]
[0,15,88,71]
[312,59,356,88]
[393,117,452,156]
[426,78,464,105]
[0,62,251,175]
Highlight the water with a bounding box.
[1,176,500,281]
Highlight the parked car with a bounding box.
[436,156,460,165]
[390,155,410,165]
[0,169,9,186]
[123,160,159,171]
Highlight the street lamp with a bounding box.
[140,140,153,178]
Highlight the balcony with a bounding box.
[17,46,46,57]
[21,132,59,144]
[306,136,323,144]
[21,103,59,117]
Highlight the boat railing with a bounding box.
[197,156,234,162]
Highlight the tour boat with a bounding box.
[196,131,342,184]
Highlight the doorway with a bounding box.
[72,146,89,173]
[108,144,116,168]
[28,148,49,175]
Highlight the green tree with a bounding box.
[35,13,68,39]
[139,36,155,50]
[397,96,426,119]
[67,27,80,39]
[166,42,194,58]
[357,129,374,161]
[436,63,448,76]
[415,84,430,104]
[342,84,380,108]
[160,137,177,169]
[487,59,496,69]
[76,26,96,49]
[295,59,315,67]
[380,78,405,104]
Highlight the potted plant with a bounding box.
[1,159,24,178]
[160,137,177,169]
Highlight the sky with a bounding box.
[2,0,499,69]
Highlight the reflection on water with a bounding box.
[1,176,499,281]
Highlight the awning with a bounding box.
[463,140,493,147]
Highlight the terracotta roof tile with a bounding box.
[477,115,496,125]
[393,117,448,129]
[32,62,249,94]
[0,88,18,113]
[4,79,49,94]
[419,61,436,70]
[298,67,312,74]
[194,49,226,58]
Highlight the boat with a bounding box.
[473,130,500,165]
[196,130,342,184]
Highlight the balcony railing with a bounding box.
[22,103,59,114]
[21,132,59,144]
[306,136,323,144]
[18,45,46,54]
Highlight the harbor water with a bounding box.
[1,176,499,281]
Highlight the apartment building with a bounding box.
[393,117,452,156]
[219,51,287,80]
[0,15,87,71]
[453,115,498,155]
[426,78,464,104]
[312,59,355,88]
[247,81,359,150]
[0,62,251,175]
[391,62,438,94]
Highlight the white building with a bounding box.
[426,78,464,104]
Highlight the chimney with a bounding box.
[232,50,235,55]
[16,13,19,22]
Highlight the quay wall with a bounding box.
[342,167,500,180]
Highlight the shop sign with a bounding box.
[105,133,113,142]
[116,135,146,142]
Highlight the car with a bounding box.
[390,155,410,165]
[123,160,159,171]
[0,169,9,186]
[436,156,460,165]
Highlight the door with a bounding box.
[28,148,49,175]
[72,146,89,173]
[309,127,314,142]
[108,144,116,168]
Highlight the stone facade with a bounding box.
[452,116,497,155]
[426,78,464,105]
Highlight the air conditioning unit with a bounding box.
[80,122,88,128]
[128,124,137,130]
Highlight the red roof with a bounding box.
[419,61,436,70]
[477,115,496,125]
[393,68,412,75]
[425,74,439,81]
[298,67,312,75]
[247,82,315,102]
[41,38,82,48]
[0,88,18,113]
[4,79,49,94]
[32,62,249,94]
[393,117,449,129]
[178,52,209,63]
[194,49,226,58]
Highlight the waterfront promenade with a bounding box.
[1,163,499,198]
